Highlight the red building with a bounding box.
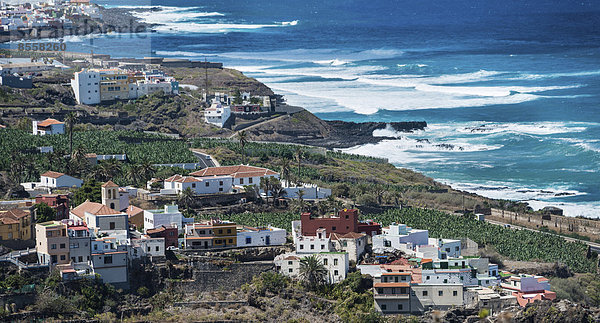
[35,194,70,220]
[146,225,178,248]
[300,209,381,237]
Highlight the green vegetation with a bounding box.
[550,274,600,306]
[34,202,56,222]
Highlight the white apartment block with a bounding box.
[143,204,190,234]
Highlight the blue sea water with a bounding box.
[6,0,600,216]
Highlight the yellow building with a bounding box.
[0,209,32,241]
[98,69,132,101]
[212,221,237,248]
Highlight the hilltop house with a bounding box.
[190,165,279,188]
[236,225,287,248]
[184,219,237,250]
[32,118,64,135]
[163,174,233,195]
[204,100,231,128]
[40,171,83,189]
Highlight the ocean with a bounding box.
[6,0,600,217]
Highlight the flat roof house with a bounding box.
[40,171,83,189]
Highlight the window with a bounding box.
[334,258,338,266]
[395,276,399,282]
[423,290,428,296]
[453,291,458,297]
[199,230,205,234]
[445,248,450,252]
[240,178,244,184]
[288,261,293,265]
[228,239,233,243]
[192,183,196,188]
[227,229,232,234]
[104,256,113,264]
[78,256,83,262]
[310,244,314,250]
[289,268,293,273]
[299,245,304,250]
[219,181,223,186]
[249,178,253,184]
[381,304,386,310]
[147,247,151,252]
[70,243,79,249]
[377,288,383,294]
[51,244,57,250]
[219,188,223,192]
[334,270,339,276]
[426,276,430,280]
[60,255,66,261]
[443,279,448,283]
[456,246,460,251]
[205,182,210,187]
[320,244,325,249]
[323,259,328,265]
[156,246,160,251]
[218,229,223,234]
[398,304,403,310]
[109,222,115,230]
[332,226,336,231]
[438,291,443,296]
[246,237,252,244]
[60,243,66,249]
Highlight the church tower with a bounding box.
[101,181,120,211]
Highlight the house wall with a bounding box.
[143,209,183,233]
[69,236,91,263]
[87,213,128,232]
[410,284,464,313]
[40,175,82,188]
[335,236,367,263]
[236,228,286,247]
[91,252,128,284]
[296,236,332,253]
[235,174,279,187]
[71,70,101,105]
[35,223,69,265]
[300,209,359,236]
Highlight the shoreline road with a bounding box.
[191,149,218,168]
[485,218,600,254]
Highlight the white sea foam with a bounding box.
[518,69,600,80]
[443,181,586,203]
[313,59,349,66]
[453,122,590,136]
[281,20,299,26]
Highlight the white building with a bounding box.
[0,62,52,74]
[32,118,65,135]
[163,175,233,195]
[90,237,128,286]
[373,223,429,250]
[330,232,367,263]
[143,204,191,234]
[204,100,231,128]
[63,219,91,264]
[129,235,165,260]
[39,171,83,188]
[281,180,332,200]
[71,68,100,105]
[296,228,334,253]
[190,165,279,188]
[275,251,349,284]
[236,225,286,247]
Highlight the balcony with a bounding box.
[374,293,410,299]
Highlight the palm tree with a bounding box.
[237,131,248,164]
[64,112,78,157]
[126,164,143,187]
[291,189,306,213]
[98,159,121,181]
[299,255,327,289]
[279,158,291,185]
[270,179,284,207]
[260,176,271,205]
[294,146,303,176]
[138,160,156,183]
[178,187,195,214]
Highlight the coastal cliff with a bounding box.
[242,109,427,148]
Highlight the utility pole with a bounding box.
[204,57,209,102]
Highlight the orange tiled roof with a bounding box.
[126,205,144,217]
[190,165,278,178]
[165,175,183,182]
[41,171,65,178]
[101,180,118,188]
[37,118,63,127]
[0,209,29,225]
[176,176,200,183]
[71,200,121,219]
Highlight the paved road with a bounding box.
[190,149,218,168]
[486,218,600,253]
